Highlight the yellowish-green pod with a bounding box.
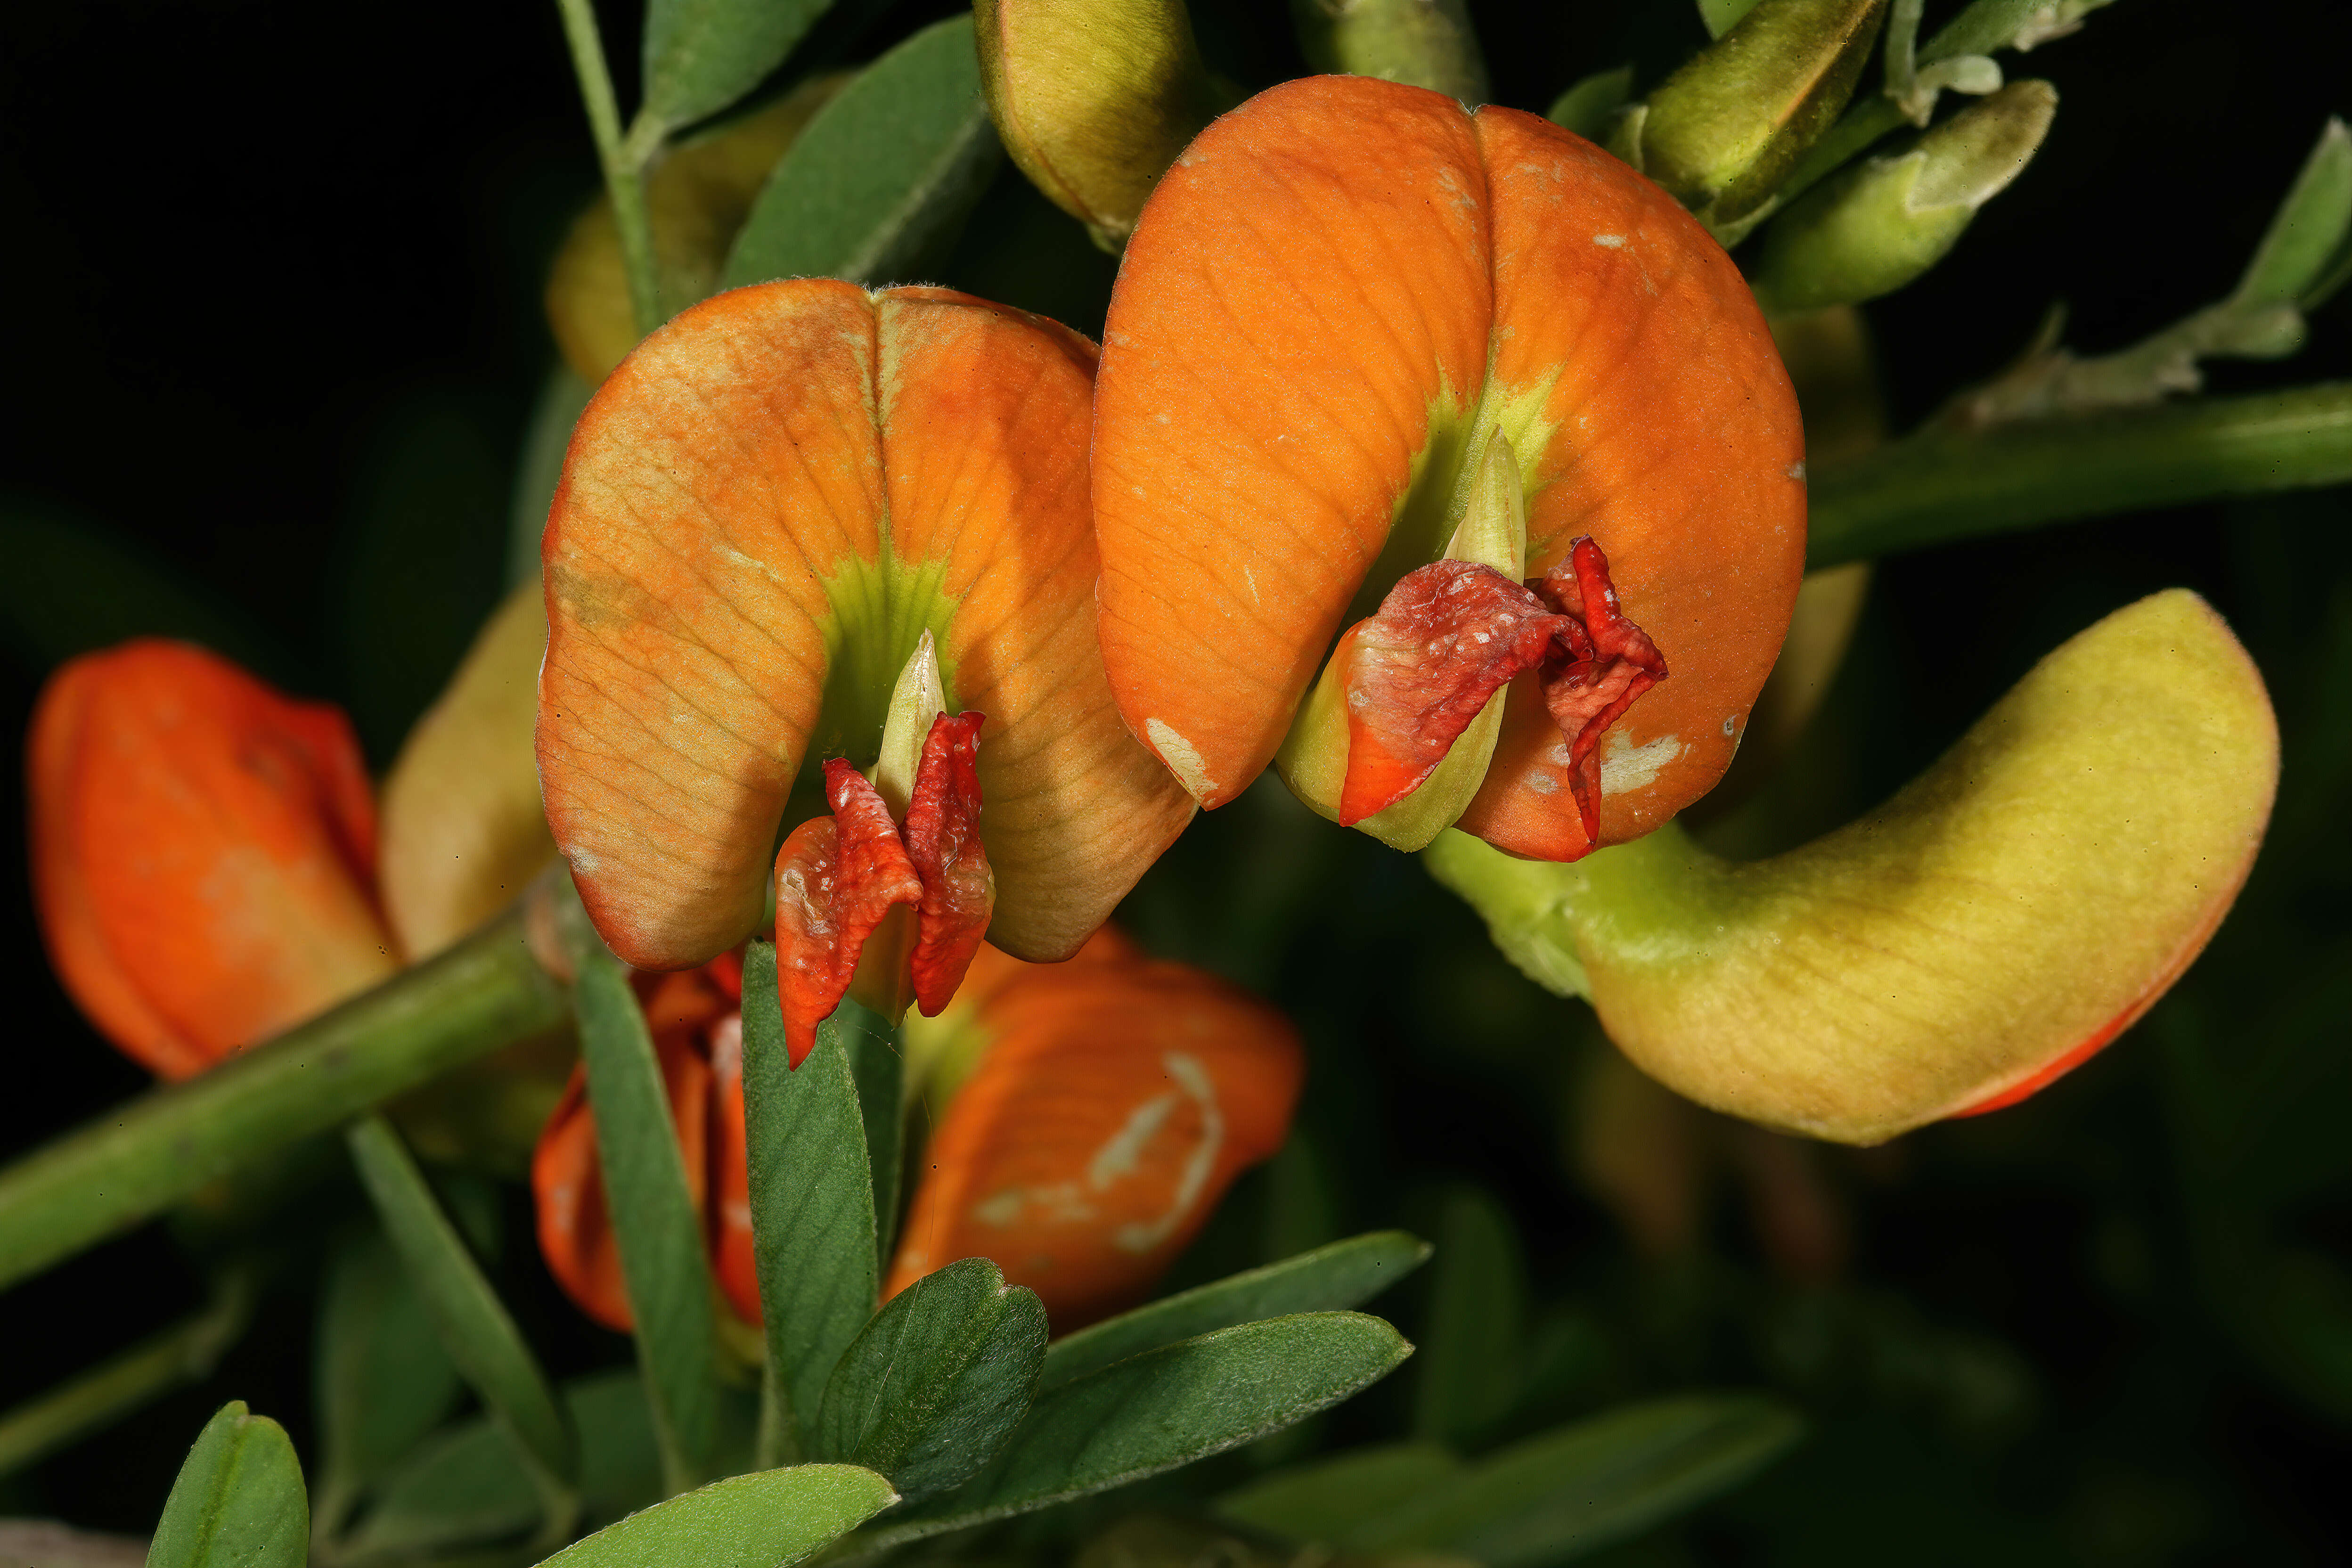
[1427,589,2278,1145]
[976,0,1227,249]
[1639,0,1888,230]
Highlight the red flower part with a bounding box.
[1336,541,1666,837]
[771,711,993,1063]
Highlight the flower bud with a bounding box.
[1290,0,1490,104]
[544,77,848,385]
[887,938,1304,1329]
[1429,589,2278,1145]
[29,641,396,1079]
[976,0,1226,249]
[1750,80,2058,314]
[1639,0,1888,228]
[377,581,558,961]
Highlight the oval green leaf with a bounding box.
[815,1258,1045,1503]
[640,0,835,137]
[147,1401,309,1568]
[722,16,1000,289]
[533,1463,898,1568]
[1041,1231,1431,1391]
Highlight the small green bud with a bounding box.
[1750,79,2057,314]
[976,0,1227,249]
[1640,0,1889,228]
[1290,0,1491,104]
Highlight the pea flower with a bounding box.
[531,932,1303,1333]
[537,280,1194,1045]
[28,640,395,1079]
[1090,76,1806,857]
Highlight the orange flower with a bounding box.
[1091,76,1805,858]
[530,952,762,1331]
[537,282,1193,1050]
[530,932,1302,1334]
[890,937,1303,1330]
[28,639,397,1079]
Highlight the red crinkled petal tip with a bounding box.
[771,759,924,1065]
[906,710,993,1016]
[1534,537,1669,845]
[1339,561,1577,825]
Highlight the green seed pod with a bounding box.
[1640,0,1889,228]
[977,0,1228,249]
[1290,0,1490,105]
[1750,80,2058,314]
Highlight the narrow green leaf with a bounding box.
[146,1401,308,1568]
[346,1115,580,1533]
[575,950,722,1494]
[1217,1443,1466,1543]
[1413,1187,1528,1447]
[2235,118,2352,312]
[815,1259,1045,1503]
[534,1464,898,1568]
[0,502,282,678]
[1044,1232,1431,1392]
[722,16,1000,289]
[1353,1396,1805,1565]
[883,1313,1413,1543]
[640,0,834,136]
[312,1230,464,1536]
[740,943,880,1463]
[1545,65,1635,141]
[344,1372,667,1560]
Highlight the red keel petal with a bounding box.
[1339,561,1579,825]
[905,711,994,1015]
[771,760,924,1065]
[1533,538,1669,844]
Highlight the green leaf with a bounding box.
[2235,118,2352,312]
[640,0,835,136]
[882,1313,1413,1544]
[1217,1442,1466,1543]
[344,1372,668,1560]
[147,1401,308,1568]
[1353,1396,1805,1565]
[1042,1231,1431,1392]
[846,1006,905,1263]
[312,1229,465,1537]
[0,502,283,678]
[533,1464,898,1568]
[722,16,1000,289]
[508,366,593,588]
[1545,65,1635,141]
[740,945,882,1463]
[815,1259,1045,1503]
[345,1115,580,1532]
[1413,1188,1529,1447]
[574,950,723,1493]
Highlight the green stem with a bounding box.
[0,1269,253,1476]
[0,911,567,1295]
[553,0,663,337]
[1807,381,2352,570]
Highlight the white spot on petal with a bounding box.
[1599,731,1685,794]
[1146,719,1217,802]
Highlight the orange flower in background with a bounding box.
[536,280,1193,1044]
[28,639,396,1079]
[529,931,1302,1333]
[531,950,763,1330]
[889,936,1303,1330]
[1091,75,1805,858]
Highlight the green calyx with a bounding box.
[1428,588,2278,1145]
[1640,0,1890,230]
[1751,79,2058,314]
[792,552,962,828]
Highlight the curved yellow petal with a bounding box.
[1429,589,2278,1144]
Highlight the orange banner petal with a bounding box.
[540,282,1192,973]
[29,640,396,1079]
[886,959,1304,1330]
[1094,77,1803,853]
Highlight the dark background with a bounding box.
[4,0,2351,1557]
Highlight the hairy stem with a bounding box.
[0,911,567,1294]
[1807,381,2352,569]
